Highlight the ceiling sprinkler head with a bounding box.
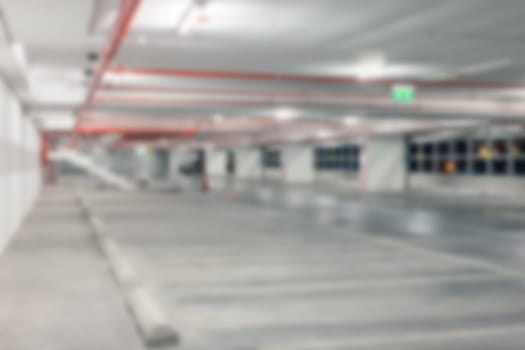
[87,51,99,62]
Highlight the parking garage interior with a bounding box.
[3,1,525,349]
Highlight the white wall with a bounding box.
[0,79,41,253]
[206,150,227,177]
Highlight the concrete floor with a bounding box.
[82,188,525,350]
[0,187,144,350]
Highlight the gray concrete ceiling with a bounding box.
[2,0,525,143]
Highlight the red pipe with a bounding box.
[40,133,49,167]
[94,96,280,106]
[100,84,318,98]
[90,94,507,108]
[75,124,198,137]
[99,84,503,103]
[108,66,525,90]
[77,0,142,126]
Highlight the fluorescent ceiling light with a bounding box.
[104,72,126,85]
[274,107,300,121]
[343,116,361,126]
[316,130,334,140]
[354,53,386,80]
[131,0,188,30]
[177,0,207,36]
[311,54,442,80]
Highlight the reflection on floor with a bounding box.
[81,188,525,350]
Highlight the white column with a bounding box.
[205,149,227,190]
[362,135,407,193]
[205,149,227,177]
[282,145,315,184]
[234,148,261,180]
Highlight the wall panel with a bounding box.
[0,79,41,253]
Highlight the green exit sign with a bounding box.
[392,84,416,103]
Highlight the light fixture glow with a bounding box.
[213,114,224,122]
[316,130,334,140]
[274,107,300,121]
[343,116,361,126]
[104,72,125,85]
[178,1,206,36]
[355,54,386,80]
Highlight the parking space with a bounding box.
[87,190,525,350]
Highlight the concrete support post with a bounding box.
[205,149,227,190]
[234,148,262,181]
[281,145,315,184]
[205,149,227,177]
[361,135,407,193]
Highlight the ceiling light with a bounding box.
[128,2,186,30]
[274,107,300,121]
[213,114,224,122]
[178,0,207,36]
[316,130,334,140]
[343,116,361,126]
[355,53,386,80]
[104,72,125,85]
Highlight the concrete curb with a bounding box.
[127,286,180,347]
[88,215,108,238]
[76,192,179,348]
[100,237,119,256]
[107,250,141,288]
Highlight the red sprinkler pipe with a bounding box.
[75,125,198,137]
[77,0,142,127]
[108,65,525,90]
[99,84,507,103]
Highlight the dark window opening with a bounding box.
[473,160,487,175]
[493,160,508,175]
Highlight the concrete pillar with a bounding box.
[234,148,261,180]
[205,149,228,190]
[362,135,407,193]
[282,145,315,184]
[205,149,227,177]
